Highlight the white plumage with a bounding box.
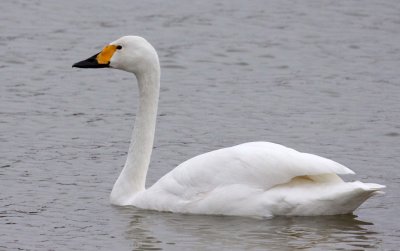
[73,36,384,217]
[133,142,383,217]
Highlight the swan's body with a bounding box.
[132,142,382,216]
[73,36,384,217]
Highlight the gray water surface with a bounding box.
[1,0,399,250]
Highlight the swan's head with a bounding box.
[73,36,159,75]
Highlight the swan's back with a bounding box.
[132,142,383,217]
[160,142,351,193]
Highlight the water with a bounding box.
[1,0,399,250]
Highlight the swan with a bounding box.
[73,36,384,217]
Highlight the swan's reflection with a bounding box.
[117,207,381,251]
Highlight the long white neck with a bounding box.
[110,68,160,205]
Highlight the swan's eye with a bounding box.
[116,45,122,50]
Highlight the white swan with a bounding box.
[73,36,384,217]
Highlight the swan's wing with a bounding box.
[149,142,354,201]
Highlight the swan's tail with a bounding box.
[358,182,386,198]
[317,181,385,215]
[269,180,385,216]
[336,182,385,214]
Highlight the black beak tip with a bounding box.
[72,58,110,69]
[72,53,109,69]
[72,59,92,68]
[72,60,86,68]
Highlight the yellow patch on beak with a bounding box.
[96,45,117,64]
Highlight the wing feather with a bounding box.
[151,142,354,200]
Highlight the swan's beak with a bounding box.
[72,45,117,68]
[72,53,109,68]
